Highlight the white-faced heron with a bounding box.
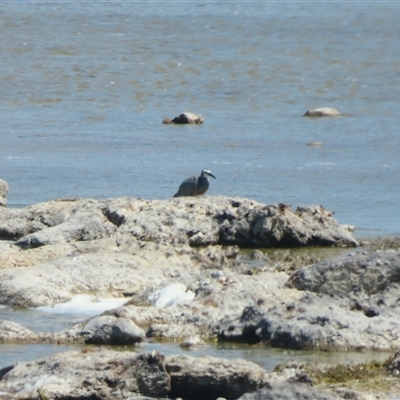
[173,169,216,197]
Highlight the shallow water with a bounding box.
[0,340,393,372]
[0,0,399,374]
[0,1,399,236]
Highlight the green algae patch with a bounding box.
[364,236,400,251]
[309,360,386,386]
[275,358,400,396]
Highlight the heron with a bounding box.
[173,169,216,197]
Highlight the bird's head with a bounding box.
[201,169,216,179]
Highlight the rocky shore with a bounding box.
[1,188,400,399]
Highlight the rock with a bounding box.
[79,315,145,345]
[0,347,357,400]
[388,349,400,376]
[0,179,8,207]
[179,335,205,349]
[0,196,357,248]
[0,320,37,343]
[148,282,195,308]
[165,354,270,399]
[238,382,343,400]
[0,243,241,308]
[307,141,322,147]
[286,250,400,298]
[303,107,341,117]
[163,112,204,124]
[0,196,356,308]
[0,348,171,399]
[215,251,400,351]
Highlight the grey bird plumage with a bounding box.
[173,169,217,197]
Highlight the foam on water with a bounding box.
[35,295,127,316]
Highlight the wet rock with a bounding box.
[79,315,145,345]
[165,354,269,399]
[163,112,204,124]
[0,179,8,207]
[303,107,341,117]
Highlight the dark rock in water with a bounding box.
[0,179,8,207]
[303,107,341,117]
[163,112,204,124]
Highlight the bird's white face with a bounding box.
[202,169,216,179]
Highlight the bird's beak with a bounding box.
[208,172,216,179]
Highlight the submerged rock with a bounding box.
[163,112,204,124]
[303,107,341,117]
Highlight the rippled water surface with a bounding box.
[0,0,399,374]
[0,1,399,235]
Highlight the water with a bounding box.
[0,1,399,236]
[0,341,392,373]
[0,294,393,371]
[0,0,399,374]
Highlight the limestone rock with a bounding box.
[0,196,357,248]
